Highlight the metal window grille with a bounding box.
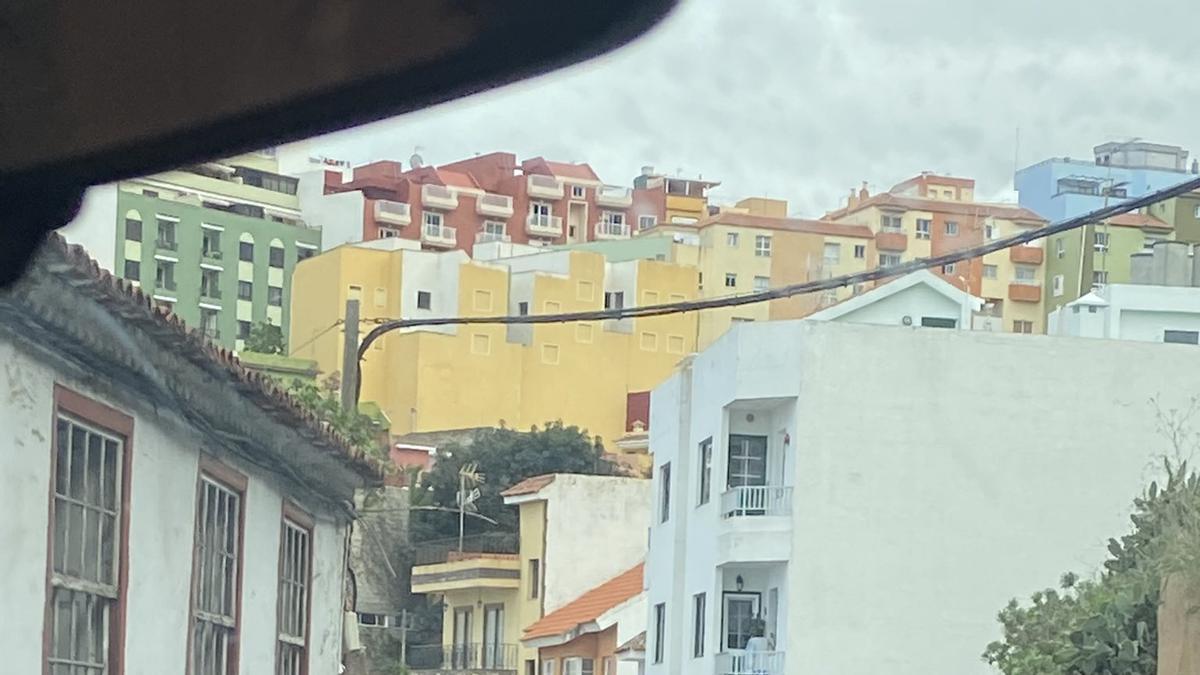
[277,519,310,675]
[192,477,241,675]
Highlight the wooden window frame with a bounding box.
[277,501,314,675]
[186,456,248,675]
[43,384,135,675]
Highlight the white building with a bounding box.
[644,319,1200,675]
[1049,240,1200,344]
[806,269,983,330]
[1,235,379,675]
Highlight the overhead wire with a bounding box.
[351,174,1200,403]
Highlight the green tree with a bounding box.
[287,378,386,460]
[244,320,286,354]
[411,422,615,542]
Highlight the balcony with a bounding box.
[875,230,908,252]
[411,534,520,594]
[476,232,511,244]
[1010,245,1044,265]
[721,486,792,518]
[476,193,514,218]
[526,174,564,199]
[716,651,786,675]
[596,184,633,207]
[594,221,631,240]
[716,484,793,565]
[374,199,412,226]
[422,184,459,210]
[407,642,518,674]
[421,224,458,248]
[1008,282,1042,303]
[525,213,563,238]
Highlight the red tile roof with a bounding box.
[436,169,480,189]
[617,631,646,653]
[501,474,557,497]
[697,212,874,239]
[522,564,644,641]
[1106,212,1171,229]
[525,157,600,182]
[825,192,1045,223]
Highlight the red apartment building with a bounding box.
[320,152,680,255]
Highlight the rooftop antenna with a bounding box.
[409,145,425,169]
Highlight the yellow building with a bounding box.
[825,173,1049,333]
[410,474,649,675]
[289,239,697,450]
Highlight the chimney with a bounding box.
[847,188,859,209]
[858,181,870,201]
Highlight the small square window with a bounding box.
[754,235,772,257]
[640,332,658,351]
[576,323,594,343]
[853,244,866,259]
[945,221,959,236]
[471,333,491,355]
[983,264,998,279]
[571,185,586,198]
[726,232,739,247]
[724,273,737,288]
[753,276,769,291]
[239,241,254,262]
[518,301,529,316]
[544,300,561,313]
[123,260,140,281]
[604,291,624,309]
[473,289,493,312]
[417,291,432,310]
[667,335,685,354]
[577,280,594,302]
[639,215,657,230]
[541,344,560,365]
[643,290,660,305]
[268,286,283,306]
[237,280,253,300]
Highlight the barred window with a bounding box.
[191,472,243,675]
[277,513,312,675]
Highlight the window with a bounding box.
[639,215,657,230]
[518,301,529,316]
[529,559,541,599]
[277,509,312,675]
[698,437,712,505]
[880,214,903,231]
[693,593,706,657]
[269,245,286,267]
[983,264,998,279]
[726,232,739,247]
[575,324,594,344]
[423,211,444,233]
[945,220,959,236]
[202,229,222,258]
[653,603,666,664]
[727,434,768,489]
[268,286,283,307]
[46,394,130,675]
[530,201,552,217]
[124,259,141,281]
[602,657,614,675]
[571,185,586,198]
[640,332,658,351]
[1058,177,1100,196]
[237,281,253,301]
[879,253,901,267]
[823,242,841,264]
[297,247,316,261]
[237,320,251,340]
[1164,330,1200,345]
[417,291,432,310]
[667,335,685,354]
[200,308,220,338]
[1092,270,1109,286]
[542,659,556,675]
[201,269,222,299]
[482,220,507,240]
[475,289,495,311]
[126,218,143,242]
[754,235,771,257]
[942,263,956,274]
[239,241,254,262]
[1056,238,1065,258]
[157,220,177,249]
[1093,231,1109,251]
[144,189,159,197]
[1052,274,1064,297]
[604,291,625,309]
[156,260,177,291]
[915,219,931,239]
[190,466,245,675]
[659,463,671,522]
[724,273,737,288]
[1012,320,1033,334]
[378,227,401,239]
[753,276,769,291]
[1014,265,1037,282]
[642,290,659,305]
[920,317,957,328]
[985,223,997,240]
[375,287,387,308]
[563,658,594,675]
[853,244,866,259]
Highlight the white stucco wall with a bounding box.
[59,184,119,273]
[297,170,366,251]
[543,475,650,614]
[646,320,1200,675]
[828,282,969,327]
[1052,284,1200,343]
[0,340,348,675]
[399,249,466,336]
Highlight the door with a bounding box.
[483,604,504,668]
[723,592,761,651]
[727,434,769,514]
[568,201,587,243]
[453,607,473,668]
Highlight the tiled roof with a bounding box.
[697,212,874,239]
[522,564,644,641]
[436,169,481,189]
[40,235,385,484]
[825,193,1046,223]
[500,474,557,497]
[1106,212,1171,229]
[527,157,600,182]
[617,632,646,653]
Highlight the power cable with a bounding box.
[289,319,343,355]
[352,174,1200,403]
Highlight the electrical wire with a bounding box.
[352,174,1200,403]
[290,319,343,355]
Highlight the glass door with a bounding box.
[483,604,504,668]
[722,592,760,651]
[452,607,473,669]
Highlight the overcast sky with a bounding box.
[292,0,1200,218]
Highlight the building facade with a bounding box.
[409,474,649,675]
[289,240,698,446]
[1,235,378,675]
[644,319,1200,675]
[825,174,1049,334]
[62,152,322,351]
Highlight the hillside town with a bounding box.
[4,136,1200,675]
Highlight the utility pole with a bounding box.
[340,299,360,412]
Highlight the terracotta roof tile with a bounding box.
[436,169,480,189]
[825,193,1046,223]
[617,632,646,653]
[1106,212,1171,229]
[500,474,557,497]
[698,212,874,239]
[522,564,644,641]
[524,157,600,182]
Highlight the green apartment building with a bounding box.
[109,152,320,350]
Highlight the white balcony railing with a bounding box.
[594,221,631,240]
[421,184,459,210]
[596,184,633,207]
[374,199,411,225]
[476,193,514,218]
[526,213,563,237]
[527,174,564,199]
[475,231,511,244]
[716,650,786,675]
[422,224,458,248]
[721,486,792,518]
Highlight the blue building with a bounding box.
[1015,141,1195,222]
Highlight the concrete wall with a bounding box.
[646,320,1200,675]
[0,340,348,675]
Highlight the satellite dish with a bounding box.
[409,152,424,169]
